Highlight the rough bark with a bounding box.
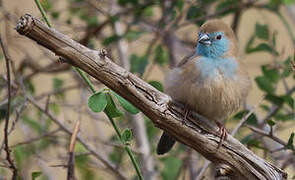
[15,14,288,180]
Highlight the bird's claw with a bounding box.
[216,122,227,149]
[182,104,190,125]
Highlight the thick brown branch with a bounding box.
[15,14,288,180]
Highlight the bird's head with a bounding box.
[196,20,238,59]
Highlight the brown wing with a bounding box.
[177,51,198,67]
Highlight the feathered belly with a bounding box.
[185,76,242,121]
[165,59,251,121]
[165,69,245,121]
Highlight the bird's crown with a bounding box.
[199,20,235,40]
[197,20,238,58]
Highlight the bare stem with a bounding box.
[0,33,18,180]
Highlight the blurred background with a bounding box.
[0,0,295,179]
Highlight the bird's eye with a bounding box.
[216,35,222,40]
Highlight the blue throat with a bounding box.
[196,32,229,59]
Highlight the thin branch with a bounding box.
[0,75,28,153]
[10,128,60,148]
[67,120,80,180]
[196,160,210,180]
[0,33,18,180]
[35,84,80,100]
[231,96,265,137]
[246,124,294,152]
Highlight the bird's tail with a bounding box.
[156,131,176,155]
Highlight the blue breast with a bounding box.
[197,57,238,79]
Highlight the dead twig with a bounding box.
[67,120,80,180]
[0,33,18,179]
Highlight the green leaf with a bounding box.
[272,30,277,47]
[260,104,270,111]
[175,0,184,11]
[40,0,52,11]
[255,76,274,94]
[255,23,269,40]
[261,65,279,83]
[145,117,159,142]
[25,80,35,94]
[23,116,42,134]
[274,112,294,121]
[143,6,154,17]
[49,103,60,115]
[268,0,282,9]
[161,157,182,180]
[78,10,99,27]
[246,43,274,54]
[233,110,257,125]
[215,0,239,16]
[109,148,123,164]
[246,114,258,125]
[282,57,292,77]
[148,81,164,92]
[51,11,60,19]
[88,92,108,113]
[283,0,294,4]
[105,94,123,118]
[13,146,27,167]
[286,132,294,150]
[122,128,133,144]
[245,34,255,53]
[86,16,99,27]
[283,95,294,108]
[130,54,148,76]
[32,171,42,180]
[241,135,264,149]
[75,143,96,180]
[52,78,65,99]
[265,94,284,106]
[186,5,205,25]
[118,0,138,6]
[267,119,276,126]
[154,45,168,66]
[53,78,63,90]
[0,102,8,121]
[102,35,120,46]
[125,30,144,41]
[112,92,139,114]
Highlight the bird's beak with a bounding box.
[198,33,211,45]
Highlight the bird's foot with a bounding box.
[216,121,227,149]
[182,104,190,125]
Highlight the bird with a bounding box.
[156,19,252,155]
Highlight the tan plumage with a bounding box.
[157,20,251,155]
[165,20,251,121]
